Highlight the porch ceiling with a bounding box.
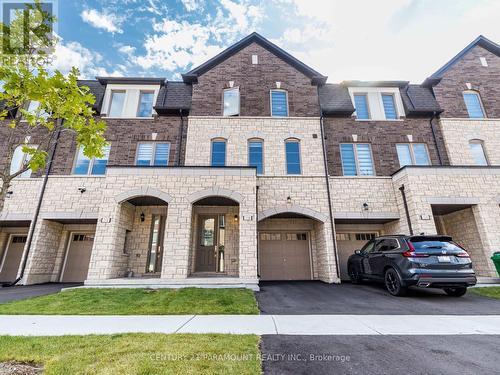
[193,196,239,206]
[431,204,474,216]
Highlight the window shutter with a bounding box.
[137,143,153,166]
[382,94,397,119]
[340,144,357,176]
[154,143,170,166]
[356,144,374,175]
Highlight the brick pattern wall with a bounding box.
[433,45,500,118]
[323,117,449,176]
[190,42,320,117]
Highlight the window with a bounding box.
[469,140,488,166]
[360,240,376,255]
[136,143,170,166]
[340,143,375,176]
[137,91,155,117]
[396,143,431,167]
[285,139,301,175]
[73,145,110,175]
[211,139,226,166]
[223,88,240,116]
[248,139,263,174]
[463,91,485,118]
[353,94,370,119]
[381,94,397,119]
[26,101,49,119]
[10,145,37,178]
[270,90,288,117]
[375,238,399,252]
[108,90,126,117]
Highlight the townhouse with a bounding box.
[0,33,499,289]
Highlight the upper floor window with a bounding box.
[137,91,155,117]
[211,139,226,166]
[463,91,485,119]
[25,101,49,119]
[136,142,170,166]
[340,143,375,176]
[248,139,263,175]
[73,145,110,175]
[108,90,126,117]
[223,88,240,116]
[10,145,37,178]
[285,139,301,175]
[396,143,431,167]
[353,94,370,119]
[381,94,397,120]
[469,140,488,166]
[270,90,288,117]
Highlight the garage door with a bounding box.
[259,232,311,281]
[61,233,94,282]
[336,232,377,280]
[0,235,27,282]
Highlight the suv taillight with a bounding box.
[403,241,429,257]
[456,251,470,258]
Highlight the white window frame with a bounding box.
[340,143,376,176]
[102,84,160,119]
[381,92,398,120]
[463,90,486,119]
[211,138,227,166]
[72,145,110,175]
[107,90,126,118]
[468,139,489,166]
[353,93,371,120]
[135,142,171,166]
[136,90,156,118]
[284,138,302,175]
[10,144,37,178]
[222,87,240,117]
[349,87,405,121]
[270,89,289,117]
[396,143,431,167]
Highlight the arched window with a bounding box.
[211,138,227,166]
[248,138,264,175]
[285,138,301,175]
[468,139,488,166]
[463,90,485,119]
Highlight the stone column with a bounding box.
[472,204,500,277]
[238,194,258,280]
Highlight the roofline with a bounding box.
[428,35,500,79]
[96,77,166,85]
[182,32,327,85]
[341,80,409,88]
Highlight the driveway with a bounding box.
[0,283,80,303]
[261,335,500,375]
[256,281,500,315]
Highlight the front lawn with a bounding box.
[470,286,500,300]
[0,288,259,315]
[0,334,261,375]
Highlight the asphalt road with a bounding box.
[256,281,500,315]
[261,335,500,375]
[0,283,80,303]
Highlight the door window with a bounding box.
[375,239,399,252]
[201,218,215,246]
[360,240,375,255]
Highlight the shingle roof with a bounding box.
[400,84,442,115]
[78,80,105,114]
[182,32,327,85]
[341,80,409,88]
[154,81,192,114]
[318,84,355,115]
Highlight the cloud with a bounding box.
[181,0,204,12]
[118,45,136,56]
[81,8,124,34]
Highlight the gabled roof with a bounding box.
[427,35,500,81]
[182,32,327,85]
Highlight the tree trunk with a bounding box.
[0,179,8,214]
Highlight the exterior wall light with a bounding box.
[287,196,292,204]
[234,214,239,223]
[363,202,369,211]
[140,213,145,222]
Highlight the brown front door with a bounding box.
[195,215,218,272]
[0,235,27,282]
[146,215,166,273]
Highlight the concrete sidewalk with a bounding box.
[1,314,500,336]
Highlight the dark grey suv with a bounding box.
[347,235,477,296]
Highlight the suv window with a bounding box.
[375,238,399,252]
[360,240,375,255]
[410,240,462,251]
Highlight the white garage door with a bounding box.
[61,233,94,282]
[259,232,312,281]
[336,232,377,280]
[0,235,27,282]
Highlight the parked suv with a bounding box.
[347,235,477,296]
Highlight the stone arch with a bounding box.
[187,187,243,204]
[114,187,173,204]
[258,205,328,222]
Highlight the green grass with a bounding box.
[470,286,500,300]
[0,334,261,375]
[0,288,259,315]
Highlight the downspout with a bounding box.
[176,109,184,166]
[255,185,259,278]
[429,111,443,165]
[399,184,414,235]
[4,118,63,287]
[318,104,341,281]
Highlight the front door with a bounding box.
[196,215,218,272]
[0,235,27,282]
[146,215,166,273]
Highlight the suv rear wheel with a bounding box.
[348,264,361,284]
[444,287,467,297]
[385,268,407,296]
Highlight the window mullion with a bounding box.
[151,143,156,166]
[354,145,360,176]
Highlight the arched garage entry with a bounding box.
[258,206,328,281]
